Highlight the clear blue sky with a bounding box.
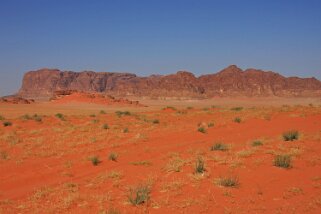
[0,0,320,96]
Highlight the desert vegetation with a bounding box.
[89,156,101,166]
[0,103,320,213]
[283,130,299,141]
[127,184,151,205]
[211,143,228,151]
[215,176,239,187]
[274,154,292,168]
[233,117,241,123]
[108,152,118,161]
[194,157,205,174]
[252,140,263,147]
[3,121,12,126]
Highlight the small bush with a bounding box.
[128,184,151,205]
[176,110,187,115]
[165,156,186,172]
[115,111,131,117]
[195,157,205,174]
[234,117,241,123]
[90,156,101,166]
[216,176,239,187]
[252,140,263,147]
[55,113,65,120]
[197,127,206,133]
[0,115,4,120]
[152,119,159,124]
[130,161,151,166]
[0,151,8,160]
[211,143,228,151]
[231,107,243,111]
[274,154,292,168]
[92,119,99,124]
[33,114,42,122]
[108,152,118,161]
[102,123,109,129]
[283,130,299,141]
[187,106,193,110]
[21,114,42,122]
[100,110,106,114]
[106,207,120,214]
[208,122,214,127]
[89,114,96,117]
[3,121,12,127]
[163,106,176,111]
[21,114,31,120]
[123,128,129,133]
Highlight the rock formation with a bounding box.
[50,90,143,106]
[17,65,321,99]
[0,96,35,104]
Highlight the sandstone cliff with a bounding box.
[17,65,321,99]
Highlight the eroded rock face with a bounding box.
[0,96,35,104]
[17,65,321,99]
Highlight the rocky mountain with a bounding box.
[17,65,321,99]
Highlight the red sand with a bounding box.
[0,100,321,213]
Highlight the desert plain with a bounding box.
[0,95,321,214]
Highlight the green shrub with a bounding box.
[92,119,99,124]
[274,154,292,168]
[163,106,176,111]
[55,113,65,120]
[152,119,159,124]
[33,114,42,122]
[234,117,241,123]
[128,184,151,205]
[252,140,263,147]
[195,157,205,174]
[130,161,151,166]
[123,128,129,133]
[90,156,101,166]
[108,152,118,161]
[216,176,239,187]
[197,127,206,133]
[208,122,214,127]
[231,107,243,111]
[115,111,131,117]
[282,130,299,141]
[21,114,42,122]
[176,110,187,115]
[21,114,31,120]
[102,123,109,129]
[0,151,8,160]
[211,143,228,151]
[3,121,12,127]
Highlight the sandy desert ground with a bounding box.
[0,97,321,213]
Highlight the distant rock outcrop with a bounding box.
[50,90,143,106]
[17,65,321,99]
[0,96,35,104]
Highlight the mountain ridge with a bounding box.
[17,65,321,99]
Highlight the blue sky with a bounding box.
[0,0,321,96]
